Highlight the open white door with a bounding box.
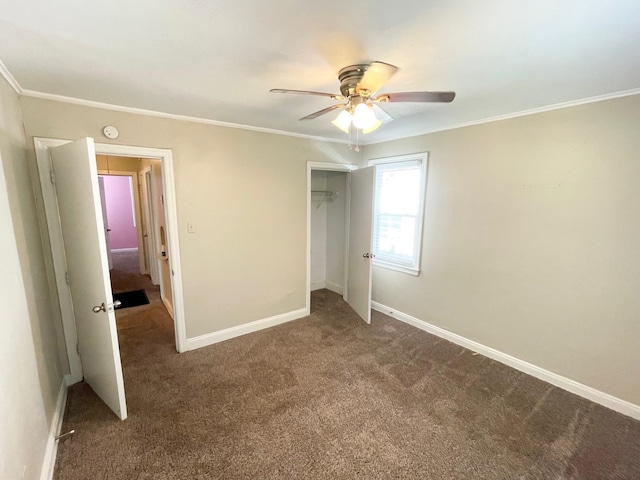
[347,167,374,324]
[50,138,128,420]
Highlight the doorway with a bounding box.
[307,162,375,324]
[34,138,186,396]
[307,163,353,314]
[96,155,175,345]
[97,172,140,272]
[310,169,349,295]
[96,156,174,318]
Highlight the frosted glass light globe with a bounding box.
[351,103,377,130]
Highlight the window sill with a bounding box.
[372,259,420,276]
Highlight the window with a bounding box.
[370,153,427,275]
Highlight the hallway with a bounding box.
[110,250,175,363]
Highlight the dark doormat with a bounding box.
[113,289,149,309]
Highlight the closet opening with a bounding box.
[307,163,354,313]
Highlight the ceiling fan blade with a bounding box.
[271,89,345,101]
[356,61,398,95]
[299,104,345,121]
[376,91,456,103]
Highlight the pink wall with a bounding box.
[101,175,138,250]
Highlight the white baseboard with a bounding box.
[161,295,174,319]
[40,378,68,480]
[371,301,640,421]
[110,247,139,253]
[311,281,343,295]
[64,370,82,386]
[325,281,344,295]
[185,308,308,351]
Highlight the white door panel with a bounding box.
[50,138,127,420]
[347,167,374,324]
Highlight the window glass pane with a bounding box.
[378,169,420,216]
[374,215,416,259]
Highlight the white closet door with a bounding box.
[347,167,374,324]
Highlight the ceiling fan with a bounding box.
[271,61,455,134]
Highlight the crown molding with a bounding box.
[19,89,349,144]
[0,59,23,94]
[362,88,640,145]
[5,54,638,147]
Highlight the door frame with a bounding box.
[139,166,160,285]
[97,176,114,270]
[34,137,187,384]
[306,162,357,314]
[97,170,146,275]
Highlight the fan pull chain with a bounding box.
[346,127,361,152]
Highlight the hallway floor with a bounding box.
[109,250,175,364]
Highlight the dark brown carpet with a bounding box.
[54,257,640,479]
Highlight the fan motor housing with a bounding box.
[338,64,369,97]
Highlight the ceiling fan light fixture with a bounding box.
[271,60,456,141]
[351,103,378,130]
[362,119,382,134]
[331,109,352,133]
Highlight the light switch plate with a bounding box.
[187,222,196,233]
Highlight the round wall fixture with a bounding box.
[102,125,119,139]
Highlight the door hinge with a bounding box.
[76,342,80,355]
[49,169,55,184]
[65,271,70,285]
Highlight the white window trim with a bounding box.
[368,152,428,276]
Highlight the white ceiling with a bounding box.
[1,0,639,144]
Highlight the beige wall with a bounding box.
[96,154,142,172]
[363,95,640,406]
[20,97,357,338]
[0,77,64,479]
[325,171,347,291]
[310,170,348,293]
[310,171,328,287]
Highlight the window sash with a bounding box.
[370,154,427,274]
[373,214,416,265]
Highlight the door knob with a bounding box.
[92,300,122,313]
[363,253,370,258]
